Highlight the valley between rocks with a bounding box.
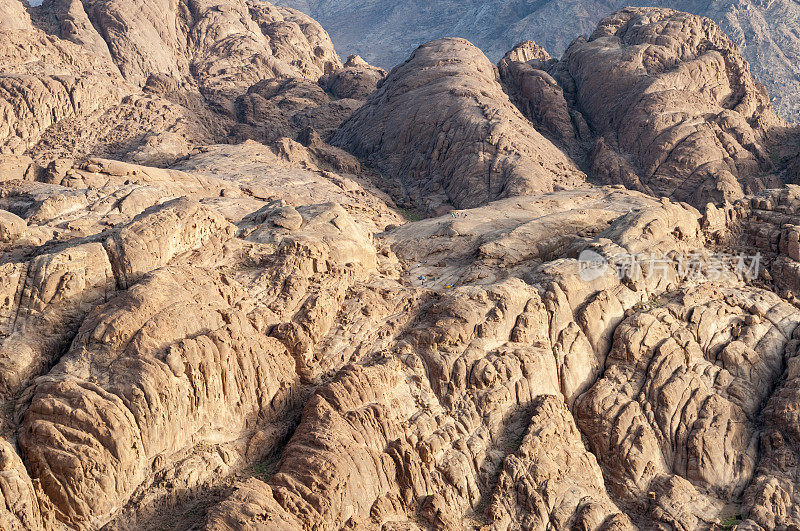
[1,1,800,530]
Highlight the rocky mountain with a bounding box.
[2,0,800,529]
[278,0,800,123]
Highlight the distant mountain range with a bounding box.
[277,0,800,122]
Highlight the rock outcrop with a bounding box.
[320,54,386,100]
[0,0,389,167]
[0,120,418,527]
[19,265,298,527]
[488,395,632,530]
[563,8,783,206]
[0,0,124,155]
[497,41,589,161]
[332,8,794,212]
[2,2,800,530]
[577,284,799,524]
[281,0,800,122]
[333,38,586,214]
[204,186,773,529]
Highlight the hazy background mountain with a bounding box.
[276,0,800,122]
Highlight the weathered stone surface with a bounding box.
[19,266,299,527]
[81,0,339,90]
[565,8,784,206]
[320,54,386,100]
[0,154,35,182]
[0,439,45,530]
[104,197,235,288]
[205,188,746,530]
[233,77,360,143]
[0,209,24,243]
[1,3,800,530]
[281,0,800,122]
[577,284,800,525]
[0,0,393,167]
[498,42,588,161]
[741,335,800,529]
[488,395,633,530]
[332,38,587,214]
[0,4,124,156]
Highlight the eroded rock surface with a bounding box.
[561,8,785,206]
[332,38,587,214]
[1,2,800,530]
[281,0,800,122]
[0,0,387,167]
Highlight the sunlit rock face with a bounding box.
[0,2,799,529]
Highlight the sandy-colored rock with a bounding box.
[284,0,800,122]
[0,10,123,155]
[0,154,35,182]
[0,196,235,397]
[233,77,360,143]
[19,266,300,527]
[0,0,362,166]
[332,38,586,214]
[0,129,409,528]
[0,439,45,530]
[204,187,738,530]
[0,209,25,243]
[82,0,339,89]
[740,335,800,529]
[565,8,783,206]
[498,42,587,161]
[104,197,235,288]
[577,284,800,524]
[320,54,386,100]
[1,3,800,530]
[488,395,632,530]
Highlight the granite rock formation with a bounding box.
[1,1,800,530]
[332,38,586,215]
[279,0,800,122]
[564,8,784,205]
[0,0,382,166]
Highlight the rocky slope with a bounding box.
[560,8,784,205]
[1,0,384,165]
[1,0,800,530]
[278,0,800,123]
[331,38,586,215]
